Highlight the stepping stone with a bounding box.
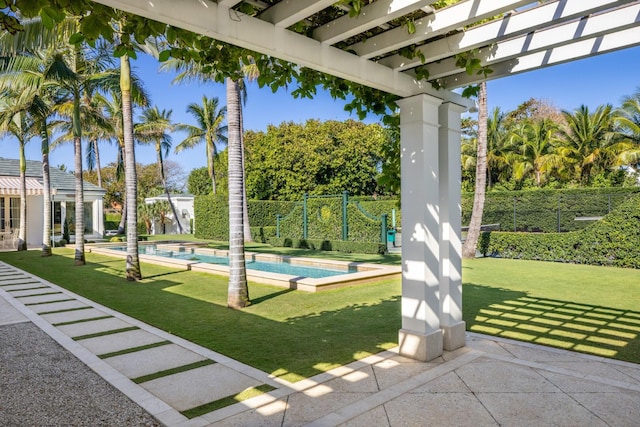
[56,317,133,338]
[140,364,262,412]
[0,278,40,286]
[9,288,55,298]
[40,308,109,325]
[2,284,49,292]
[29,300,89,313]
[103,344,207,379]
[17,293,69,305]
[78,329,167,356]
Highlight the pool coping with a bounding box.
[87,242,400,292]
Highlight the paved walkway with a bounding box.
[1,260,639,426]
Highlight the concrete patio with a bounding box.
[1,260,639,426]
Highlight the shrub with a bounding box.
[480,194,640,268]
[269,237,386,255]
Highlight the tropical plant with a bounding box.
[135,106,183,233]
[613,89,640,168]
[557,105,617,184]
[175,95,227,195]
[509,118,560,186]
[0,93,41,251]
[0,51,62,255]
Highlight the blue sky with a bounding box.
[4,45,640,175]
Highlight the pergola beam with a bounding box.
[89,0,469,105]
[422,2,640,80]
[441,26,640,88]
[379,0,637,71]
[259,0,335,28]
[352,0,533,59]
[313,0,435,45]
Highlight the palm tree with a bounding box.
[510,118,560,186]
[557,105,616,184]
[0,93,43,251]
[613,89,640,168]
[160,57,254,241]
[135,106,183,233]
[175,95,228,194]
[0,52,66,255]
[462,81,487,259]
[226,77,249,308]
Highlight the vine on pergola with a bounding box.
[1,0,488,123]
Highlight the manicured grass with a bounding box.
[2,249,639,375]
[463,258,640,362]
[1,249,400,383]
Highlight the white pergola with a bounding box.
[91,0,640,361]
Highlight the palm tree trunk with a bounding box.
[207,139,217,195]
[73,89,85,265]
[94,138,103,188]
[462,81,488,259]
[226,77,249,309]
[17,138,27,251]
[41,120,52,256]
[238,96,252,242]
[121,54,141,280]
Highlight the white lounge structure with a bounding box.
[144,194,194,235]
[89,0,640,361]
[0,158,106,247]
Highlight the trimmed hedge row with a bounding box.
[464,187,640,232]
[268,237,387,255]
[479,194,640,268]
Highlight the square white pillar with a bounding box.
[439,102,466,351]
[397,94,444,362]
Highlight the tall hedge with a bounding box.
[480,194,640,268]
[462,187,640,232]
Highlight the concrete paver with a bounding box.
[140,364,262,412]
[1,260,639,427]
[77,329,167,355]
[16,292,69,305]
[56,316,132,337]
[103,344,207,379]
[29,299,90,313]
[41,307,109,325]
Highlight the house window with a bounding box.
[9,197,20,230]
[0,198,4,230]
[65,202,94,234]
[52,201,62,234]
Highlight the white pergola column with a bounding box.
[397,94,444,362]
[439,102,466,351]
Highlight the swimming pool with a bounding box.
[110,244,355,279]
[89,242,400,292]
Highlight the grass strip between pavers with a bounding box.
[0,281,39,286]
[15,291,63,298]
[24,298,75,306]
[180,384,277,419]
[53,316,113,326]
[73,326,139,341]
[131,359,216,384]
[98,341,172,359]
[6,286,51,292]
[37,306,94,315]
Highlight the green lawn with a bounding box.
[1,248,638,382]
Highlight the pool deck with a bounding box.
[1,259,639,426]
[88,243,400,292]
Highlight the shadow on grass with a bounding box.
[1,249,401,383]
[463,283,640,363]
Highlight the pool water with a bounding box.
[112,245,355,279]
